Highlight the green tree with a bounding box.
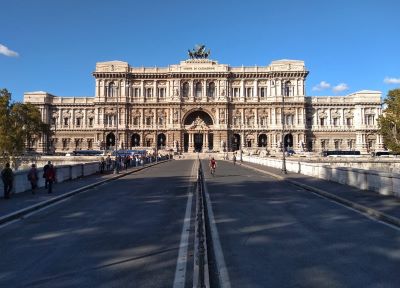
[0,89,50,165]
[378,89,400,153]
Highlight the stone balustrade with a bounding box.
[11,162,100,194]
[243,155,400,198]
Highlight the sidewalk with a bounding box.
[239,161,400,227]
[0,161,165,225]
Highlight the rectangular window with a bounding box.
[134,88,141,97]
[146,88,153,98]
[64,118,69,126]
[62,139,68,149]
[76,118,81,127]
[346,118,352,126]
[133,117,139,126]
[334,140,340,150]
[233,88,240,97]
[88,139,93,149]
[321,140,326,150]
[365,115,374,125]
[260,88,266,98]
[246,88,253,98]
[333,118,338,126]
[88,118,93,127]
[146,117,151,126]
[158,88,165,98]
[320,118,325,126]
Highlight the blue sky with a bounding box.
[1,0,399,102]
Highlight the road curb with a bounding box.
[239,162,400,228]
[0,160,168,225]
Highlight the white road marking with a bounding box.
[173,160,197,288]
[203,171,231,288]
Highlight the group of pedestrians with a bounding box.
[1,161,56,199]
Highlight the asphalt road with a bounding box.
[0,160,197,288]
[203,160,400,288]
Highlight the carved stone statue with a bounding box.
[188,44,211,59]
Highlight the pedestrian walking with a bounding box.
[27,164,39,193]
[1,163,14,199]
[233,153,236,166]
[45,164,56,193]
[43,161,51,188]
[106,155,111,171]
[100,157,105,174]
[123,155,129,170]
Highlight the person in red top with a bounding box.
[45,164,56,193]
[209,157,217,175]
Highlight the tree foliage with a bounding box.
[378,89,400,153]
[0,89,50,164]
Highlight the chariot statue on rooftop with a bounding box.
[188,44,211,59]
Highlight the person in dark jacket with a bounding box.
[45,164,56,193]
[43,161,51,188]
[1,163,14,199]
[27,163,39,194]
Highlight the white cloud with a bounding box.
[0,44,19,57]
[332,83,349,93]
[312,81,331,91]
[384,77,400,84]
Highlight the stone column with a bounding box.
[154,81,158,102]
[188,133,193,151]
[140,81,145,100]
[254,80,258,102]
[240,80,245,102]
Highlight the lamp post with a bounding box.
[114,85,119,174]
[239,120,243,162]
[281,94,287,174]
[155,118,158,164]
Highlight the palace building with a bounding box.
[24,48,384,155]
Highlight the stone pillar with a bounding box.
[140,81,145,99]
[254,80,258,101]
[240,80,245,102]
[188,133,193,151]
[154,81,158,102]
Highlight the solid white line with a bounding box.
[203,173,231,288]
[173,160,197,288]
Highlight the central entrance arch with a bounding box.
[183,110,214,152]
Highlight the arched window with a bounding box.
[182,82,189,97]
[195,82,202,97]
[108,82,115,97]
[208,82,215,98]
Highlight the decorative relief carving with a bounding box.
[104,108,116,115]
[318,111,327,118]
[144,109,154,116]
[87,110,95,118]
[189,116,209,130]
[62,110,71,118]
[365,108,375,114]
[344,109,354,118]
[245,109,254,117]
[331,110,341,118]
[75,110,83,118]
[132,109,141,116]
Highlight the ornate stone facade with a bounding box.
[23,57,384,154]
